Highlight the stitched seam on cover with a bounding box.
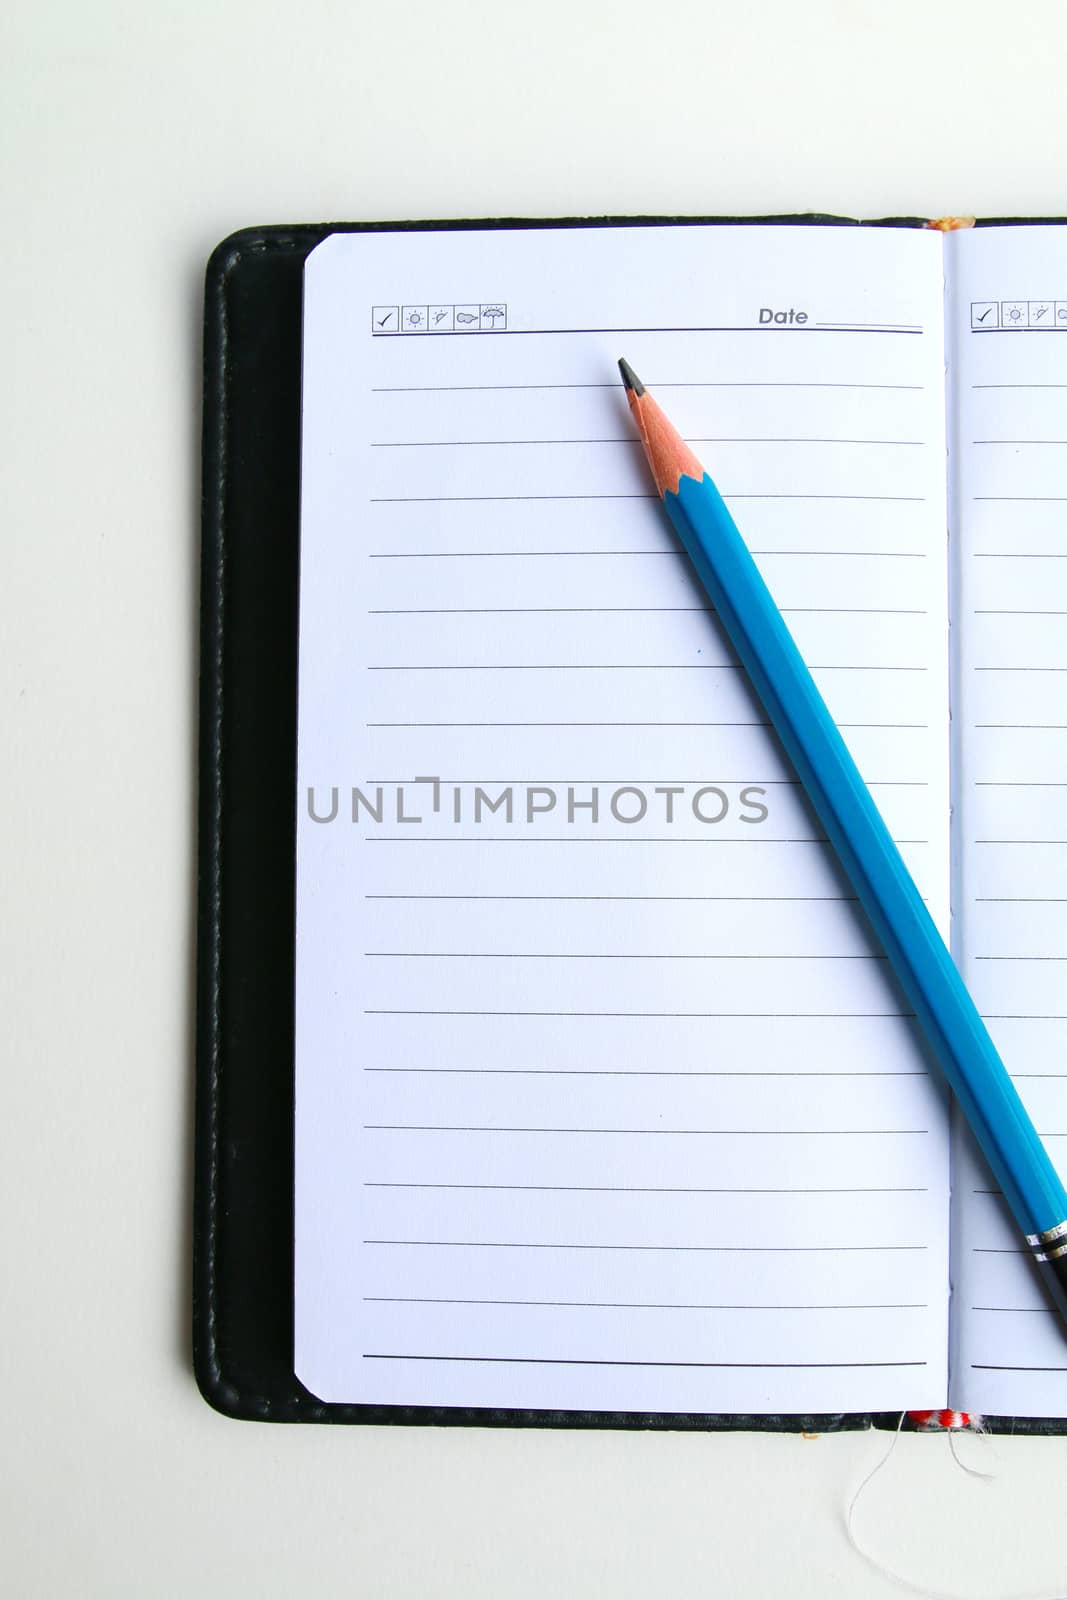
[203,243,230,1399]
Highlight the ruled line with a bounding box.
[363,1182,927,1193]
[363,1354,928,1369]
[369,775,797,784]
[366,1008,915,1019]
[369,549,668,559]
[362,1236,927,1249]
[975,955,1067,962]
[363,837,928,845]
[368,549,927,559]
[364,951,889,961]
[365,893,864,902]
[363,778,925,787]
[363,1125,927,1136]
[971,1306,1057,1315]
[372,497,664,506]
[366,662,924,673]
[368,605,928,616]
[365,720,787,729]
[371,435,925,448]
[816,321,920,331]
[364,1066,917,1076]
[370,323,922,339]
[363,1296,926,1311]
[971,1364,1067,1372]
[366,722,927,730]
[364,836,822,843]
[370,493,926,505]
[372,380,926,394]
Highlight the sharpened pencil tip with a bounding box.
[618,358,645,396]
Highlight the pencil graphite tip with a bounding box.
[617,357,645,396]
[618,360,706,498]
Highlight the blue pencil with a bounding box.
[618,356,1067,1327]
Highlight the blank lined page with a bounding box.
[295,223,951,1413]
[948,225,1067,1417]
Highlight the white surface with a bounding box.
[949,225,1067,1419]
[6,1,1067,1594]
[294,224,954,1415]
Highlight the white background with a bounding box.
[5,2,1067,1595]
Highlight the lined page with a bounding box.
[295,223,951,1413]
[949,225,1067,1417]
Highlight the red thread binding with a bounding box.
[907,1409,975,1431]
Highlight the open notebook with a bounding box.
[288,220,1067,1424]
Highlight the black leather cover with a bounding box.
[194,216,1064,1431]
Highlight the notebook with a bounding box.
[195,217,1067,1429]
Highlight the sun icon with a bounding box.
[1008,305,1024,322]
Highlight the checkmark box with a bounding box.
[371,305,399,334]
[971,301,998,330]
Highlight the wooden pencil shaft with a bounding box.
[619,362,1067,1322]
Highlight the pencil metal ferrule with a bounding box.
[1026,1220,1067,1261]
